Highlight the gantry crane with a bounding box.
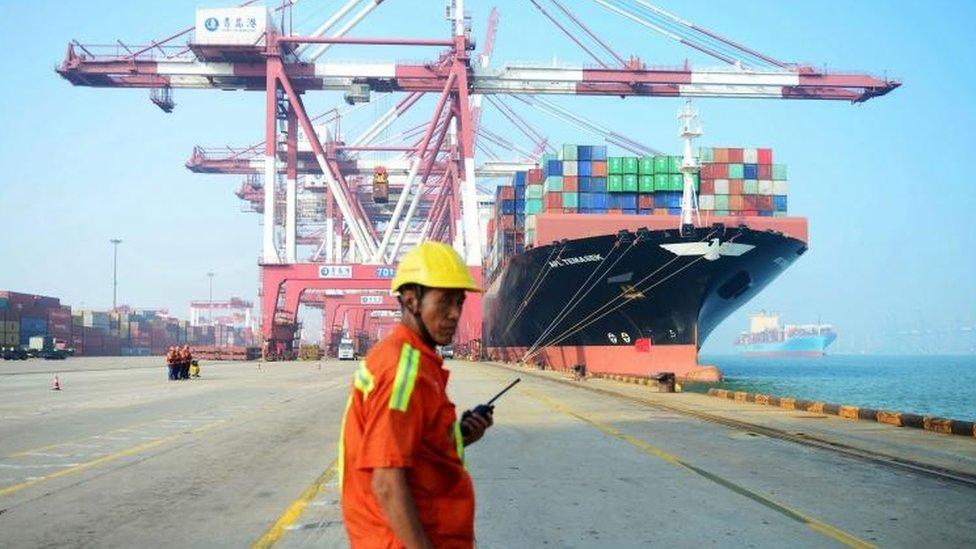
[57,0,898,359]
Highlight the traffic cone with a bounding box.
[51,375,61,391]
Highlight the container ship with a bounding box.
[734,312,837,357]
[481,106,807,381]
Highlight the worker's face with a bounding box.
[407,287,465,346]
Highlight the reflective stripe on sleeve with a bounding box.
[353,360,375,398]
[389,344,420,412]
[337,394,353,488]
[453,421,465,466]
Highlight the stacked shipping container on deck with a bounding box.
[697,147,788,217]
[485,144,791,281]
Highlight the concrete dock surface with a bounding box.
[1,357,974,548]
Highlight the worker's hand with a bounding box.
[461,410,493,446]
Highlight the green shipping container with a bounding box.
[562,192,579,209]
[772,164,788,180]
[562,144,578,161]
[622,157,639,174]
[743,179,758,195]
[714,210,730,216]
[698,147,714,163]
[526,184,543,199]
[622,174,639,192]
[668,156,683,174]
[727,163,744,179]
[653,155,669,174]
[773,211,788,217]
[638,175,655,193]
[543,176,563,193]
[639,156,655,174]
[669,174,684,191]
[607,175,623,192]
[714,195,730,210]
[654,173,669,191]
[608,157,624,175]
[525,199,543,214]
[540,153,557,164]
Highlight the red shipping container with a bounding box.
[757,164,772,179]
[729,179,744,195]
[545,193,562,208]
[563,176,578,192]
[700,179,715,194]
[497,186,515,200]
[757,148,773,165]
[743,210,759,216]
[732,195,747,211]
[527,169,543,184]
[744,195,759,210]
[591,162,607,177]
[713,148,729,163]
[563,208,577,213]
[727,148,744,163]
[757,196,773,211]
[500,216,515,230]
[608,209,622,214]
[700,164,713,179]
[638,195,654,209]
[711,164,729,178]
[653,208,669,215]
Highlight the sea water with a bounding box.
[696,354,976,422]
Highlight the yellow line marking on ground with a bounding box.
[0,420,226,498]
[251,460,339,549]
[523,388,876,549]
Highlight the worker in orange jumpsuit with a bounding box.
[165,346,178,381]
[339,241,492,549]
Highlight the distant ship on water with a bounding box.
[734,312,837,357]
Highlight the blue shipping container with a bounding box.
[501,200,515,214]
[578,161,592,177]
[591,145,608,161]
[545,160,562,177]
[592,193,608,209]
[774,195,788,211]
[668,207,682,215]
[591,177,607,193]
[593,208,608,214]
[578,145,592,161]
[514,171,527,185]
[743,164,758,179]
[759,211,774,217]
[622,208,638,214]
[619,193,638,209]
[578,177,592,193]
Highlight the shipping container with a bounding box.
[563,161,578,177]
[562,144,578,161]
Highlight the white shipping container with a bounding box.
[526,215,537,230]
[743,148,758,163]
[698,194,715,211]
[713,179,730,194]
[772,180,789,195]
[195,7,271,46]
[758,180,774,196]
[562,161,578,176]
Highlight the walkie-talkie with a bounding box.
[460,378,521,437]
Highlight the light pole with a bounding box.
[110,239,122,310]
[207,272,215,345]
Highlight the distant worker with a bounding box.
[189,359,200,378]
[165,346,178,381]
[339,241,492,549]
[180,345,192,380]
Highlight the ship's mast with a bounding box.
[678,100,702,236]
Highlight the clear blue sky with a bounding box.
[1,1,973,353]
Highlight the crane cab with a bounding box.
[372,166,389,203]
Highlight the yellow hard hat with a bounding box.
[391,241,482,293]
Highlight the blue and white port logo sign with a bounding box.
[204,17,219,32]
[375,267,395,278]
[318,265,353,279]
[360,295,384,305]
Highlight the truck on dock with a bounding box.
[337,338,355,360]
